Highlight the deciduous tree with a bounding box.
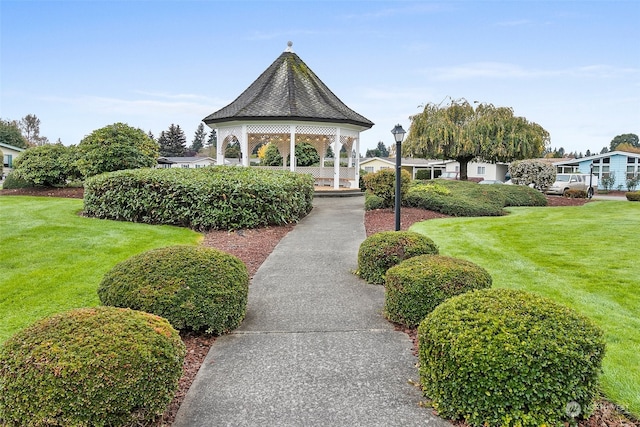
[19,114,49,146]
[405,99,549,180]
[0,119,28,149]
[610,133,639,151]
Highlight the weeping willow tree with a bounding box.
[404,99,550,180]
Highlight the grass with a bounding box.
[410,200,640,417]
[0,196,202,344]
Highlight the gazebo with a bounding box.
[203,42,374,189]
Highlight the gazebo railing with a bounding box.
[257,166,357,188]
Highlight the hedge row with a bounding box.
[404,180,546,216]
[83,167,314,230]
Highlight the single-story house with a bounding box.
[360,157,445,179]
[552,150,640,190]
[441,160,509,182]
[157,157,216,169]
[1,142,26,178]
[360,157,508,181]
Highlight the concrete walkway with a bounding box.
[173,197,450,426]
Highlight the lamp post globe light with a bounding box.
[391,124,406,231]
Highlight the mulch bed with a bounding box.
[2,187,636,426]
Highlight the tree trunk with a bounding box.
[457,156,474,181]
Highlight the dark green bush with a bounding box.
[364,191,385,210]
[565,188,588,199]
[357,231,439,285]
[99,245,249,334]
[1,171,35,189]
[625,191,640,201]
[83,166,314,230]
[500,184,547,206]
[384,255,492,327]
[0,307,185,426]
[415,169,432,180]
[362,168,411,208]
[418,288,605,427]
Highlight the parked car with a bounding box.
[478,180,503,185]
[546,173,596,197]
[439,171,459,180]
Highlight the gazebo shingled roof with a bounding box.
[203,47,374,129]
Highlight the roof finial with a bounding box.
[285,41,294,53]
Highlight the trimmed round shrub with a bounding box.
[99,245,249,335]
[357,231,439,285]
[418,288,606,427]
[0,307,185,426]
[364,192,385,210]
[626,191,640,201]
[384,255,492,327]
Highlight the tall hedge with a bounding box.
[418,289,605,427]
[0,307,185,426]
[83,166,314,230]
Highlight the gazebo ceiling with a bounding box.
[203,43,374,129]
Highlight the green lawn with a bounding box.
[0,196,201,343]
[410,200,640,416]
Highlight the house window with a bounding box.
[477,166,486,175]
[602,157,610,164]
[627,165,637,179]
[628,157,636,164]
[181,164,190,168]
[3,154,12,168]
[364,166,374,173]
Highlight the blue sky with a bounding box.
[1,0,638,155]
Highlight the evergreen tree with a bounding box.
[376,141,389,157]
[191,123,206,153]
[206,130,217,149]
[158,124,187,156]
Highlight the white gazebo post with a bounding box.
[333,128,341,189]
[289,125,296,172]
[215,127,224,165]
[241,124,250,167]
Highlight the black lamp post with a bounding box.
[391,124,406,231]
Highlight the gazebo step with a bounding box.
[314,189,364,198]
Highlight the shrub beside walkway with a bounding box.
[173,197,450,426]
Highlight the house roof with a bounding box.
[360,157,445,167]
[0,142,26,152]
[203,44,374,129]
[552,150,640,166]
[158,156,215,164]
